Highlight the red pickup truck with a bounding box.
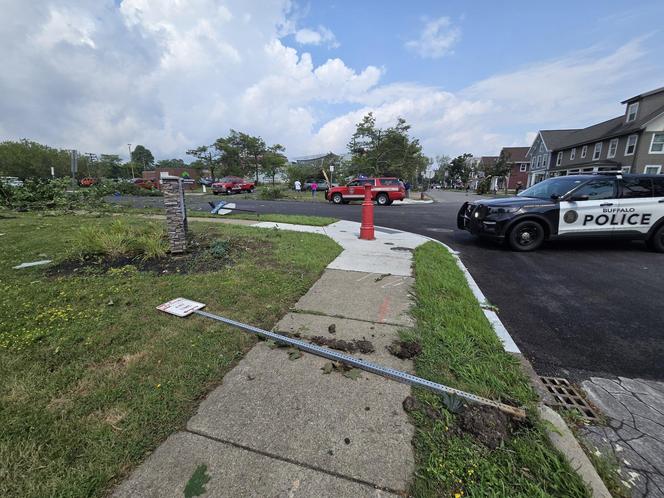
[326,177,405,206]
[211,176,255,195]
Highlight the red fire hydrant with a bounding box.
[359,182,375,240]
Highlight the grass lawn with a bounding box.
[407,242,589,497]
[0,213,341,497]
[222,212,336,226]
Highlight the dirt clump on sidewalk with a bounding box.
[388,340,422,359]
[402,396,444,421]
[311,336,375,354]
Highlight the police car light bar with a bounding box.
[158,299,526,419]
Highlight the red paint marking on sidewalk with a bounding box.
[377,297,390,323]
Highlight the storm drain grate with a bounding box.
[540,376,599,421]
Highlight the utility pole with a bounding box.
[127,143,135,179]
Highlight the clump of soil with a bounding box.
[459,404,513,449]
[387,340,422,359]
[311,336,375,354]
[328,323,336,334]
[402,396,444,421]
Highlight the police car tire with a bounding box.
[507,220,545,252]
[332,193,343,204]
[377,193,389,206]
[647,225,664,253]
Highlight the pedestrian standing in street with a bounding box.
[311,181,317,199]
[404,181,411,198]
[515,181,523,195]
[294,179,301,196]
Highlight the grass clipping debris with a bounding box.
[407,242,590,497]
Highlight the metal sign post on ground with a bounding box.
[157,299,526,419]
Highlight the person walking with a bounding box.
[311,181,317,199]
[404,181,411,198]
[294,179,301,196]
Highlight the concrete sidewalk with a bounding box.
[113,220,429,497]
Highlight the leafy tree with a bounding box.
[484,150,513,194]
[186,145,222,180]
[260,144,287,185]
[447,153,474,185]
[347,113,428,184]
[433,155,451,184]
[0,140,71,179]
[98,155,124,178]
[156,158,186,169]
[131,145,155,171]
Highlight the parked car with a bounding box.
[303,178,330,191]
[457,173,664,252]
[0,176,24,187]
[211,176,255,195]
[198,177,215,186]
[79,177,98,187]
[326,177,405,206]
[431,183,443,189]
[132,178,156,189]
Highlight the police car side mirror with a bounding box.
[550,194,560,201]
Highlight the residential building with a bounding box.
[526,130,579,186]
[549,86,664,176]
[489,147,531,191]
[475,156,497,189]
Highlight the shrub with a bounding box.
[71,220,169,260]
[259,186,286,200]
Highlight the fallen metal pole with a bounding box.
[208,201,257,214]
[193,309,526,419]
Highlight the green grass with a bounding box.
[223,212,337,226]
[408,242,590,497]
[0,213,341,497]
[203,185,329,203]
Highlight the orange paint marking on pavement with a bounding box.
[377,296,390,323]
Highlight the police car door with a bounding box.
[612,177,664,236]
[558,178,618,235]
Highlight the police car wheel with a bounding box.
[376,193,389,205]
[332,193,343,204]
[508,220,544,251]
[647,225,664,253]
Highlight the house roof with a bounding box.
[553,103,664,150]
[539,130,580,150]
[500,147,529,162]
[622,86,664,104]
[478,156,499,168]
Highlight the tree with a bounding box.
[347,113,429,184]
[187,145,222,180]
[433,155,451,184]
[260,144,287,185]
[98,155,124,178]
[156,158,186,169]
[0,140,71,179]
[447,153,474,186]
[485,150,513,194]
[131,145,155,171]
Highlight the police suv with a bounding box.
[457,173,664,252]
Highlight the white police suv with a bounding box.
[457,173,664,252]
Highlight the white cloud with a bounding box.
[0,2,662,162]
[405,17,461,59]
[294,25,339,48]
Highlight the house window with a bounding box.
[626,102,639,122]
[625,134,638,155]
[592,142,602,160]
[520,163,528,172]
[570,148,576,160]
[650,133,664,153]
[581,145,588,158]
[536,155,541,168]
[556,152,562,166]
[542,154,547,167]
[621,166,631,174]
[644,165,662,175]
[607,138,619,158]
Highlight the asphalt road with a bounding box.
[110,191,664,383]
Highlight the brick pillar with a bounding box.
[161,176,188,254]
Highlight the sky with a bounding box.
[1,0,664,162]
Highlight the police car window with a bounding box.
[572,179,616,200]
[622,178,653,198]
[518,177,584,199]
[653,178,664,197]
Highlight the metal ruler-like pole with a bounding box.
[193,310,526,419]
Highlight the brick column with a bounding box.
[161,176,188,254]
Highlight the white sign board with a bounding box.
[157,298,206,317]
[329,165,335,172]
